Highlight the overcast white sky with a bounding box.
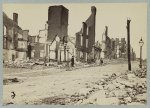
[3,3,147,59]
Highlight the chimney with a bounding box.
[91,6,96,15]
[13,13,18,24]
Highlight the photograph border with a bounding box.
[0,0,149,108]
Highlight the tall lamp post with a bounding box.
[139,37,144,68]
[127,18,131,71]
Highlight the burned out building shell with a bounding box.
[3,12,29,61]
[76,6,98,62]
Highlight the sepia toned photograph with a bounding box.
[2,3,147,105]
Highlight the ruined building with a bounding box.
[28,35,36,59]
[101,26,136,60]
[27,33,46,60]
[3,12,29,61]
[17,30,29,60]
[46,5,69,62]
[76,6,97,62]
[101,26,112,59]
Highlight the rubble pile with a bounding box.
[3,78,22,85]
[36,70,146,105]
[133,66,147,78]
[29,67,147,105]
[76,72,147,105]
[3,59,58,69]
[4,60,35,69]
[40,95,71,105]
[36,94,85,105]
[45,62,58,67]
[37,87,98,105]
[103,58,128,65]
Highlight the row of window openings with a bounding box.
[81,28,89,48]
[4,26,26,39]
[3,39,27,49]
[81,37,88,48]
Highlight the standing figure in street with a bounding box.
[71,56,74,67]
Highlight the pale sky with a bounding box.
[3,3,147,59]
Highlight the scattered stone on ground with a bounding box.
[133,66,147,78]
[3,78,21,85]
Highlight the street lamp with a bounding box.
[139,37,144,68]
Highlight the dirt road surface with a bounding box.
[3,61,141,105]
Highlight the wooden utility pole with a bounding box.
[127,19,131,71]
[140,46,142,68]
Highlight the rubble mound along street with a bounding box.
[134,66,147,78]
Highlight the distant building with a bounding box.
[28,35,36,59]
[101,26,136,60]
[93,41,101,61]
[27,30,48,60]
[76,6,97,62]
[101,26,111,59]
[32,43,45,59]
[131,48,136,61]
[3,12,29,61]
